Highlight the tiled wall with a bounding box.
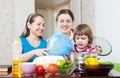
[0,0,14,65]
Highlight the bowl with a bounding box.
[33,56,65,67]
[47,66,77,76]
[80,63,114,76]
[21,62,36,76]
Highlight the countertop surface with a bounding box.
[0,69,120,78]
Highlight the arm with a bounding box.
[91,46,103,56]
[20,48,48,62]
[17,37,48,62]
[91,48,98,52]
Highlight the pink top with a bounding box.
[72,44,95,53]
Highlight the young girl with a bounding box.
[72,24,97,53]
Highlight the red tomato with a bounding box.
[48,64,58,74]
[36,65,45,74]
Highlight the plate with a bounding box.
[33,56,65,67]
[46,66,77,76]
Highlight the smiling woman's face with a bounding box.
[28,16,45,37]
[56,14,73,34]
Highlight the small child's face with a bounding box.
[75,35,89,50]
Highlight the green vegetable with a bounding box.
[60,68,70,74]
[56,59,66,68]
[56,59,73,74]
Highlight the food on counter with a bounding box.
[56,59,73,69]
[36,65,45,74]
[33,57,74,75]
[33,56,65,67]
[84,56,99,67]
[56,59,73,74]
[48,64,58,74]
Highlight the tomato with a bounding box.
[48,64,58,74]
[36,65,45,74]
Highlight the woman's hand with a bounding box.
[33,48,48,56]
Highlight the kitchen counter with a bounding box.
[1,69,120,78]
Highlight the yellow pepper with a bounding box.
[84,56,99,67]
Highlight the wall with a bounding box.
[70,0,81,28]
[0,0,35,65]
[81,0,95,33]
[95,0,120,62]
[14,0,35,37]
[0,0,14,65]
[70,0,95,32]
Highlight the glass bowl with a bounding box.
[46,66,77,76]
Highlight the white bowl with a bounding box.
[33,55,65,67]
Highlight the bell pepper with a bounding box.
[56,59,73,74]
[56,59,66,68]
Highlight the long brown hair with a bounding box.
[21,13,44,38]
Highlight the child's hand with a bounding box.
[95,45,103,55]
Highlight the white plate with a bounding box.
[33,55,65,67]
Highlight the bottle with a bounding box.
[70,53,75,65]
[12,38,22,77]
